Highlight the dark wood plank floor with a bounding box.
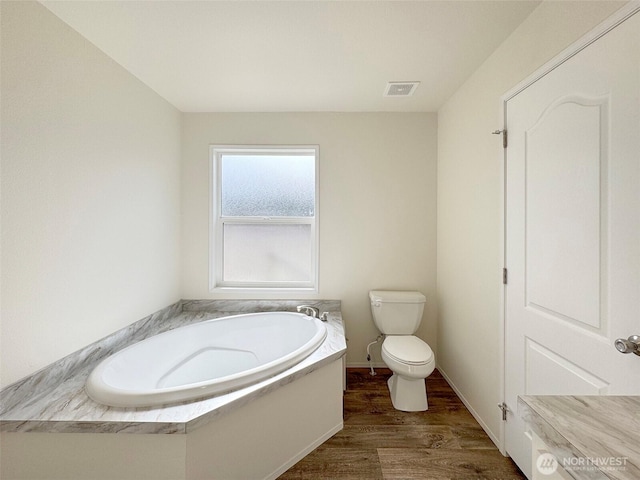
[279,368,525,480]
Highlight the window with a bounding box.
[210,145,319,291]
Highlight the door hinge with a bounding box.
[498,402,509,421]
[492,129,508,148]
[502,268,508,285]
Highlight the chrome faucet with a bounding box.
[297,305,320,319]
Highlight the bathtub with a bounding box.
[86,311,327,407]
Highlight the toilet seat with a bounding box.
[382,335,433,366]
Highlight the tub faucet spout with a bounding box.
[297,305,319,319]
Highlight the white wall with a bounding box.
[181,113,438,366]
[0,1,182,387]
[436,0,625,446]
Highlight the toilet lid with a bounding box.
[383,336,433,366]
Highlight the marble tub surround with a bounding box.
[181,298,341,314]
[0,300,345,435]
[519,395,640,480]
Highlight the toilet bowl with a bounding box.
[381,335,435,411]
[369,290,435,412]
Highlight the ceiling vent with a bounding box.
[384,81,420,97]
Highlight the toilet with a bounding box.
[369,290,435,412]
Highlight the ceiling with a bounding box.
[41,1,541,113]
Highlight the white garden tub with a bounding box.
[86,312,327,407]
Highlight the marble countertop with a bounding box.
[0,301,346,435]
[519,395,640,480]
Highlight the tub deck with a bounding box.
[0,301,346,434]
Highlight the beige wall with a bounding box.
[2,3,437,383]
[436,0,625,446]
[0,1,182,387]
[182,113,438,366]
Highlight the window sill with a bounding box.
[209,286,319,294]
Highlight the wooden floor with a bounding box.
[279,368,525,480]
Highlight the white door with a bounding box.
[504,9,640,478]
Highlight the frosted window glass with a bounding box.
[221,155,315,217]
[223,224,312,282]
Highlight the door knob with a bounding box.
[614,335,640,356]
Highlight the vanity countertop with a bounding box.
[0,301,346,435]
[519,395,640,480]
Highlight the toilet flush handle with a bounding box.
[372,302,381,308]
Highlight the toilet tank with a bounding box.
[369,290,426,334]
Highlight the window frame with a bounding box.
[209,145,319,292]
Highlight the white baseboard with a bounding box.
[437,365,502,451]
[266,421,344,480]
